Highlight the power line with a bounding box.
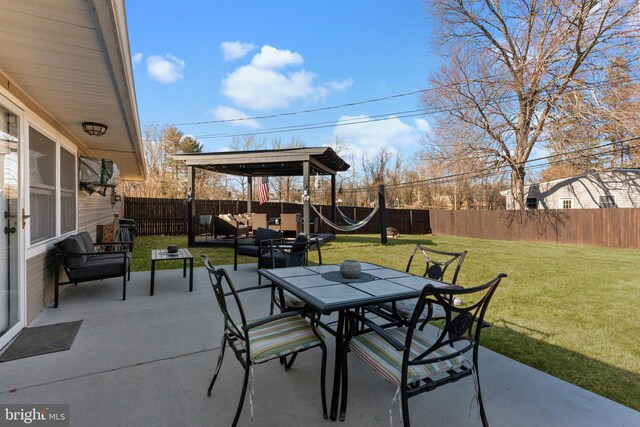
[152,73,640,132]
[375,136,640,189]
[184,75,640,141]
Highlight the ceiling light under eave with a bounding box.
[82,122,108,136]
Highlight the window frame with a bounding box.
[560,198,573,209]
[26,121,78,252]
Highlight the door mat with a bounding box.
[0,320,83,362]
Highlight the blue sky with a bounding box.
[126,1,439,162]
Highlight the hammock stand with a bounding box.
[312,184,388,243]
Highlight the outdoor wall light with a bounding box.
[82,122,108,136]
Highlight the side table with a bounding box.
[150,248,194,295]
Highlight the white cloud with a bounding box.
[146,54,185,84]
[414,118,432,134]
[222,65,328,110]
[325,79,353,91]
[132,52,143,66]
[220,41,256,61]
[210,105,260,129]
[333,115,421,159]
[250,45,304,69]
[220,45,351,111]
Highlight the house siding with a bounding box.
[26,251,56,323]
[78,183,123,240]
[26,184,123,322]
[506,170,640,209]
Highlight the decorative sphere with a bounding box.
[167,245,179,254]
[340,260,361,278]
[453,297,463,307]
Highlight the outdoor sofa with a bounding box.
[53,231,131,307]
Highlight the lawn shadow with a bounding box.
[484,318,640,411]
[331,234,437,247]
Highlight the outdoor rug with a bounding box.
[0,320,83,362]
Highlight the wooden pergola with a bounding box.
[173,147,350,245]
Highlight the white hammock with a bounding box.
[311,203,380,232]
[336,206,360,226]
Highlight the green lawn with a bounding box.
[132,234,640,410]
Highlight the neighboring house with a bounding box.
[0,1,144,349]
[503,169,640,209]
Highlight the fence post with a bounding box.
[379,184,387,244]
[409,209,413,235]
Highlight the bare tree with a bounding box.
[270,137,305,202]
[228,135,264,200]
[362,148,392,187]
[123,126,209,198]
[423,0,639,210]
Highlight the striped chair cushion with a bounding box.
[381,299,445,319]
[243,316,323,364]
[349,327,467,385]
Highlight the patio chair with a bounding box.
[260,234,323,311]
[374,245,467,323]
[233,227,281,270]
[214,214,250,238]
[340,274,506,426]
[279,213,302,238]
[249,213,268,230]
[53,231,132,307]
[202,255,327,425]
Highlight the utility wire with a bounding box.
[154,74,640,130]
[383,137,640,188]
[334,137,640,191]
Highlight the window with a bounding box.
[526,197,538,209]
[60,147,76,233]
[598,195,616,208]
[29,126,77,245]
[561,198,573,209]
[29,128,56,243]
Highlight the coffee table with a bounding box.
[150,248,194,295]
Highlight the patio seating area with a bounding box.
[0,264,637,426]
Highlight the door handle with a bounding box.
[22,208,30,229]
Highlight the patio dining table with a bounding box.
[258,262,460,421]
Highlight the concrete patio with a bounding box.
[0,264,638,427]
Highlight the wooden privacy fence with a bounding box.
[124,198,639,249]
[429,208,640,249]
[124,197,431,236]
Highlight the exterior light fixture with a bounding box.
[82,122,108,136]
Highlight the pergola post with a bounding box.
[330,174,336,235]
[247,176,253,214]
[187,166,196,247]
[303,161,310,236]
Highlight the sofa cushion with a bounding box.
[259,251,289,268]
[78,231,94,254]
[67,255,128,282]
[219,213,235,223]
[237,244,261,257]
[60,235,88,269]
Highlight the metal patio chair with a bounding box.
[341,274,506,426]
[261,234,323,312]
[374,245,468,323]
[202,255,327,426]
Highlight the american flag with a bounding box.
[258,176,269,205]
